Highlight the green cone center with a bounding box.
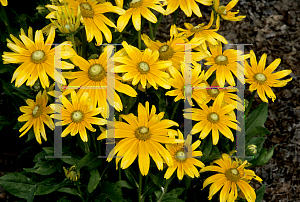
[138,62,150,73]
[159,45,174,60]
[135,126,151,140]
[80,3,94,18]
[254,73,266,83]
[130,0,143,8]
[225,168,240,182]
[208,112,219,123]
[31,50,46,63]
[71,110,84,123]
[175,150,187,162]
[32,105,43,118]
[88,64,106,81]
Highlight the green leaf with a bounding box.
[124,168,139,188]
[0,65,14,74]
[245,126,270,142]
[203,145,221,163]
[256,144,278,166]
[149,172,163,188]
[163,188,185,199]
[255,184,266,202]
[200,137,212,162]
[96,181,123,202]
[251,148,267,167]
[185,176,191,189]
[245,102,268,134]
[162,199,185,202]
[26,128,35,142]
[76,152,101,170]
[35,178,61,195]
[56,187,80,197]
[27,185,36,202]
[0,172,36,199]
[116,180,134,189]
[88,169,101,193]
[24,159,63,175]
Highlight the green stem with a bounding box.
[0,6,12,34]
[84,141,90,154]
[173,8,179,25]
[245,90,256,118]
[79,29,87,59]
[157,177,174,202]
[154,13,162,39]
[92,132,99,155]
[118,161,122,181]
[76,183,85,202]
[138,29,141,50]
[170,100,181,120]
[70,34,77,54]
[148,21,154,40]
[138,171,142,202]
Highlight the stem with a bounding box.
[245,90,256,118]
[173,8,179,25]
[118,161,122,181]
[138,171,142,202]
[0,6,12,34]
[92,132,99,155]
[84,141,90,154]
[148,21,154,40]
[79,29,87,59]
[154,13,162,39]
[76,183,85,202]
[138,29,141,50]
[70,34,77,54]
[170,100,181,120]
[157,177,174,202]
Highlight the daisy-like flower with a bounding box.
[62,46,137,119]
[245,50,292,103]
[184,93,241,145]
[97,102,184,176]
[114,41,171,89]
[142,25,206,70]
[204,42,250,87]
[2,26,74,88]
[51,91,106,142]
[200,153,262,202]
[213,0,246,21]
[202,79,244,112]
[164,0,212,17]
[178,11,227,48]
[18,90,54,144]
[164,130,205,180]
[166,62,207,106]
[1,0,7,6]
[117,0,165,32]
[46,0,125,45]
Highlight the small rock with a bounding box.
[280,24,287,31]
[265,33,276,38]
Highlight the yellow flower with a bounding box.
[166,62,207,106]
[165,0,212,17]
[18,91,54,144]
[245,50,292,103]
[62,46,137,119]
[142,25,206,70]
[0,0,7,6]
[185,93,241,145]
[97,102,184,176]
[164,130,205,180]
[213,0,245,21]
[114,41,171,90]
[178,11,227,48]
[2,26,74,88]
[117,0,165,32]
[200,153,262,202]
[204,42,250,87]
[46,0,125,45]
[50,91,106,142]
[63,165,80,181]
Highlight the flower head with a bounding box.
[51,91,106,142]
[1,0,7,6]
[2,26,74,88]
[164,130,205,180]
[213,0,245,21]
[245,50,292,103]
[98,102,184,176]
[200,153,262,202]
[165,0,213,17]
[18,90,55,144]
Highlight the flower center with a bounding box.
[137,62,150,73]
[71,110,84,123]
[191,23,204,32]
[215,55,228,65]
[175,150,187,162]
[225,168,241,182]
[254,73,267,84]
[207,88,219,97]
[88,64,106,81]
[207,112,219,123]
[130,0,143,8]
[31,50,47,64]
[218,5,227,15]
[80,3,94,18]
[183,84,193,96]
[32,105,43,118]
[135,126,151,140]
[158,45,174,60]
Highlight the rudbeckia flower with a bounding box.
[200,153,262,202]
[166,62,207,106]
[184,93,241,145]
[0,0,7,6]
[204,42,250,87]
[165,0,213,17]
[18,91,54,144]
[2,26,74,88]
[117,0,165,32]
[51,91,106,142]
[46,0,125,45]
[164,130,205,180]
[213,0,245,21]
[98,102,184,176]
[114,41,171,90]
[245,50,292,103]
